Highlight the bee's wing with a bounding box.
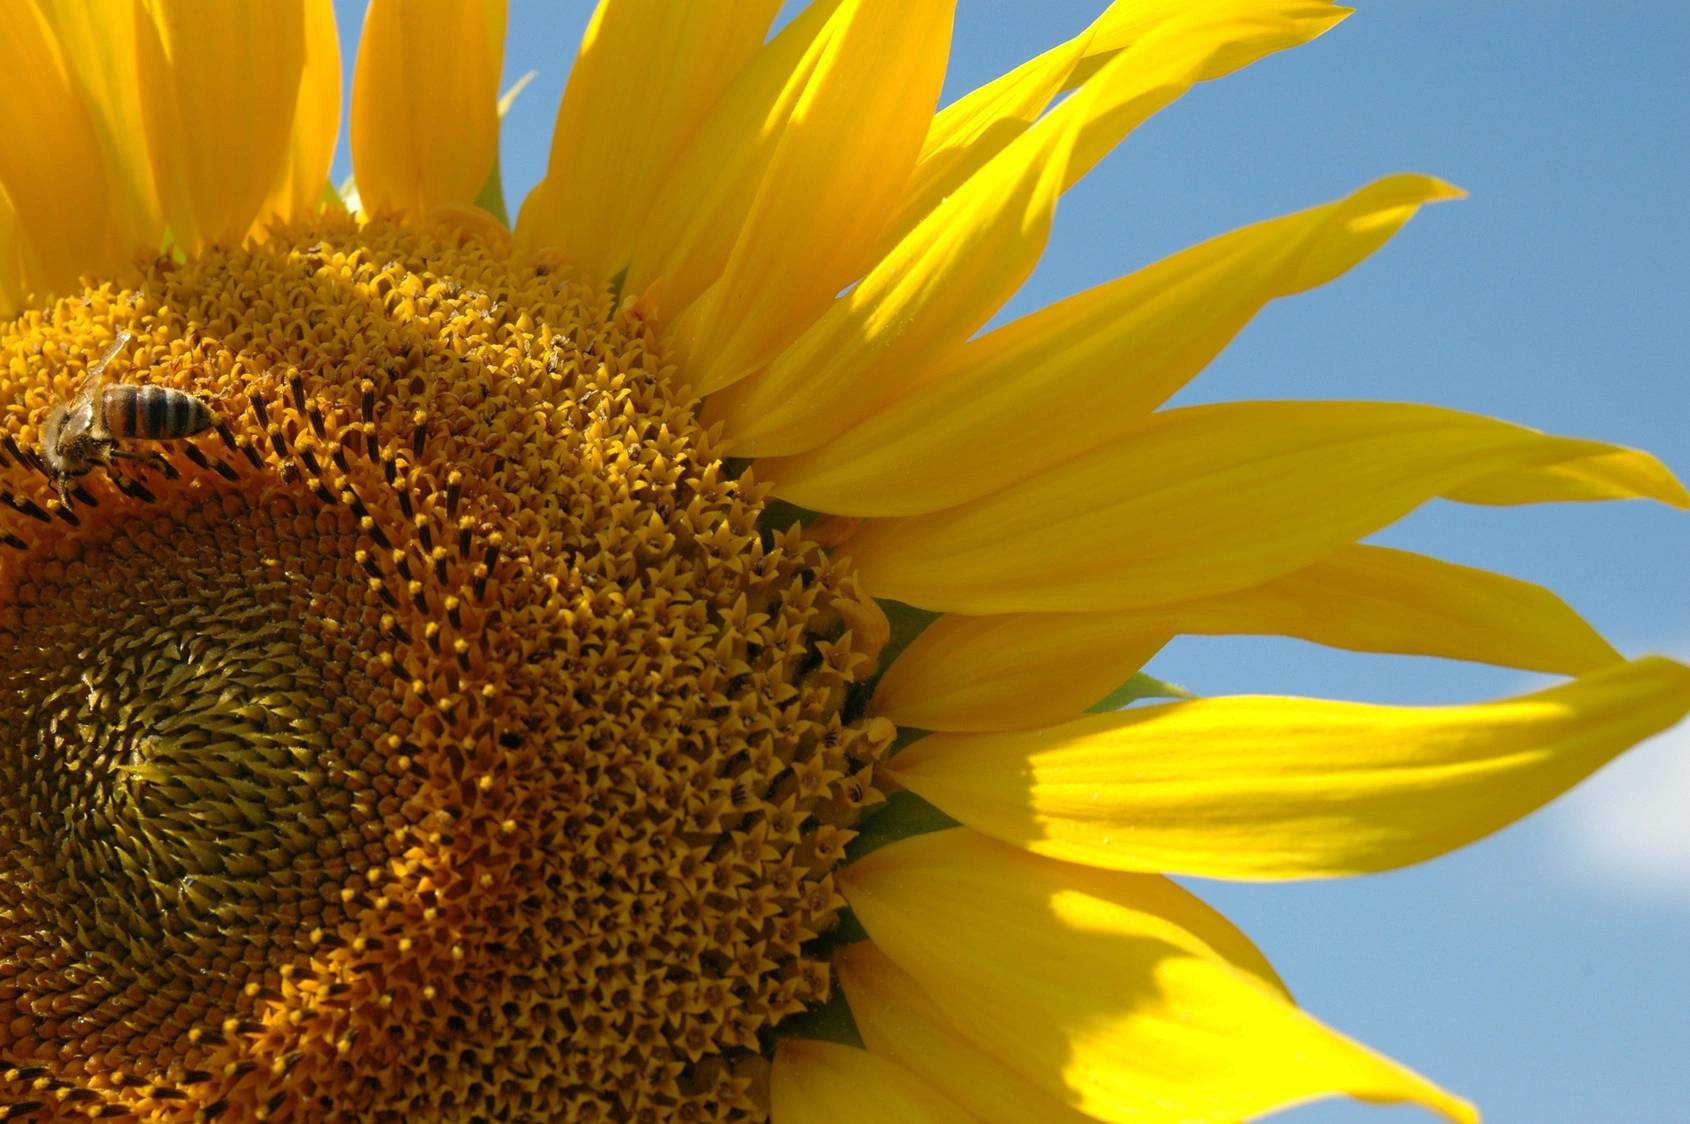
[69,329,132,426]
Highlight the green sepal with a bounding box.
[844,790,957,865]
[885,725,928,758]
[472,157,509,227]
[828,909,869,945]
[317,178,347,215]
[776,981,864,1049]
[1087,671,1194,713]
[876,600,939,671]
[469,70,539,231]
[757,498,822,536]
[156,228,187,263]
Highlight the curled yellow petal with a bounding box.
[707,31,1152,457]
[351,0,505,218]
[771,1038,973,1124]
[834,941,1103,1124]
[135,0,313,252]
[766,175,1462,516]
[36,0,164,260]
[0,184,22,316]
[1446,447,1690,508]
[0,0,119,298]
[262,0,340,226]
[1152,542,1622,674]
[844,400,1622,613]
[514,0,780,278]
[622,0,847,314]
[842,829,1474,1123]
[888,657,1690,879]
[875,543,1618,732]
[879,0,1350,258]
[670,0,955,396]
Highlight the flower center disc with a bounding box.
[0,217,891,1121]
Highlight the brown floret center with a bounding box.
[0,216,890,1121]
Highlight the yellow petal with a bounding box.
[767,175,1462,515]
[262,0,340,225]
[621,0,848,313]
[878,0,1350,258]
[888,657,1690,880]
[1155,542,1622,673]
[854,831,1294,994]
[874,543,1619,732]
[844,400,1622,613]
[134,0,314,252]
[670,0,955,396]
[706,30,1165,457]
[771,1038,973,1124]
[0,0,119,298]
[901,3,1101,198]
[513,0,781,279]
[36,0,165,258]
[871,613,1168,733]
[834,942,1116,1124]
[350,0,505,219]
[0,185,22,315]
[842,829,1474,1123]
[1446,447,1690,508]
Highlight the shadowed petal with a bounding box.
[772,1038,974,1124]
[134,0,313,251]
[351,0,504,218]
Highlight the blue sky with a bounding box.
[331,3,1690,1119]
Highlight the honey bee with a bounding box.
[40,330,213,505]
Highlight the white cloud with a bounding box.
[1552,691,1690,906]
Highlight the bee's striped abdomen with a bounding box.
[102,384,213,440]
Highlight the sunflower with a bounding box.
[0,1,1684,1121]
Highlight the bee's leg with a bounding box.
[110,448,178,478]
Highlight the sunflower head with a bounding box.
[1,2,1686,1122]
[0,218,893,1119]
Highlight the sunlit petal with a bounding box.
[515,0,782,279]
[843,829,1475,1123]
[671,0,955,396]
[844,400,1626,613]
[766,176,1460,515]
[874,543,1619,732]
[707,36,1162,455]
[878,0,1350,257]
[889,657,1690,878]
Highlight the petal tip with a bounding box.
[1322,6,1357,32]
[1390,173,1468,204]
